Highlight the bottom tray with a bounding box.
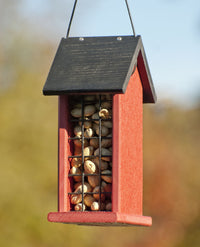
[48,211,152,227]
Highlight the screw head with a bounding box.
[117,37,122,41]
[79,37,84,41]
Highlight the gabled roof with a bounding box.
[43,35,156,103]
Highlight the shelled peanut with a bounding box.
[69,95,112,211]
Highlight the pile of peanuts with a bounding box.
[69,95,112,211]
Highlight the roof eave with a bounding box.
[123,36,157,103]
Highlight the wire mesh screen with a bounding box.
[68,95,113,211]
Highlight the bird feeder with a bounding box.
[43,3,156,226]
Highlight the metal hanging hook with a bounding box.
[66,0,136,38]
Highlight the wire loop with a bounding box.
[66,0,136,38]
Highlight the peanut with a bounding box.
[83,182,92,193]
[92,158,108,171]
[71,182,91,205]
[74,146,82,155]
[89,138,99,149]
[93,186,106,201]
[105,202,112,211]
[101,134,112,148]
[71,108,82,118]
[71,105,96,118]
[73,182,92,194]
[101,120,112,128]
[83,146,94,157]
[84,195,96,207]
[91,201,105,211]
[92,113,99,124]
[73,182,82,190]
[73,138,82,148]
[99,109,110,119]
[74,138,89,148]
[71,157,82,168]
[102,181,112,198]
[84,128,94,138]
[71,185,83,204]
[74,126,82,137]
[84,160,97,174]
[88,175,100,188]
[96,125,109,136]
[70,167,82,182]
[93,123,99,132]
[79,118,92,129]
[84,105,96,117]
[101,170,112,183]
[101,181,107,188]
[94,148,112,162]
[74,203,86,211]
[71,194,82,205]
[90,201,99,211]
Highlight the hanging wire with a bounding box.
[66,0,136,38]
[66,0,78,38]
[125,0,136,36]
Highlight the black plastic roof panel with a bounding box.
[43,36,156,103]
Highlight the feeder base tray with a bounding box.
[48,212,152,226]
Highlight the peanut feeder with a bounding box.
[42,4,156,227]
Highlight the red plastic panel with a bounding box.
[137,51,155,103]
[58,96,72,212]
[48,212,152,226]
[113,67,143,215]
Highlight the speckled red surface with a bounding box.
[49,67,152,226]
[113,67,143,216]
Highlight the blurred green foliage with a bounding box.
[0,6,200,246]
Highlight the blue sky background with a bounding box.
[4,0,200,107]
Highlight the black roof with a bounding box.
[43,35,156,103]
